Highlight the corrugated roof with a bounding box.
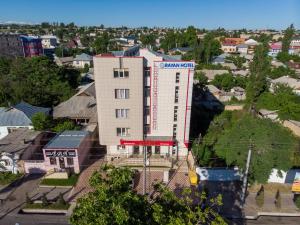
[44,130,89,149]
[74,53,92,61]
[14,102,50,119]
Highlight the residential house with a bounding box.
[53,82,97,126]
[224,38,245,45]
[73,53,93,68]
[169,47,193,55]
[0,102,51,140]
[270,76,300,95]
[268,42,282,57]
[221,41,237,53]
[236,44,248,54]
[287,61,300,74]
[54,56,74,66]
[244,39,258,54]
[0,129,41,173]
[212,53,229,64]
[199,69,229,82]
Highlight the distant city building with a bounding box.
[268,42,282,57]
[40,35,57,48]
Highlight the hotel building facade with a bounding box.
[93,48,194,159]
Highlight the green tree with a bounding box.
[93,32,110,54]
[246,44,270,107]
[194,71,208,88]
[70,166,226,225]
[214,113,298,183]
[140,34,156,46]
[53,120,79,132]
[255,185,264,208]
[31,112,52,131]
[282,24,295,53]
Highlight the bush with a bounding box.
[0,172,22,185]
[56,192,66,205]
[275,189,281,209]
[41,193,49,207]
[255,185,264,208]
[294,194,300,209]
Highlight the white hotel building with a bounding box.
[94,48,194,159]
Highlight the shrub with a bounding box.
[26,192,33,204]
[275,189,281,209]
[56,192,66,205]
[41,193,49,207]
[255,185,264,208]
[294,194,300,209]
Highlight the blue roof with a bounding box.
[44,130,89,149]
[0,102,50,126]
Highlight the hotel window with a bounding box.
[144,67,150,77]
[113,68,129,78]
[144,106,150,116]
[115,89,129,99]
[144,124,150,134]
[117,145,126,150]
[175,72,180,83]
[116,109,129,119]
[145,87,150,97]
[174,106,178,122]
[173,124,177,138]
[50,158,56,165]
[67,157,74,166]
[174,86,179,103]
[116,128,130,136]
[133,146,140,154]
[155,146,160,155]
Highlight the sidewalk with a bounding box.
[244,192,300,219]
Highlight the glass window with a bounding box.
[155,146,160,154]
[115,89,130,99]
[116,128,130,136]
[50,158,56,165]
[145,106,150,116]
[174,86,179,103]
[176,72,180,83]
[67,157,74,166]
[116,109,129,118]
[133,146,139,155]
[145,87,150,97]
[113,69,129,78]
[117,145,126,150]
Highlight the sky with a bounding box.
[0,0,299,30]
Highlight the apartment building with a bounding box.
[93,48,194,159]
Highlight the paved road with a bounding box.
[229,216,300,225]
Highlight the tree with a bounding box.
[198,32,222,64]
[56,192,66,205]
[225,55,246,69]
[140,34,156,47]
[194,71,208,88]
[255,185,264,208]
[41,193,49,207]
[246,44,270,107]
[70,166,226,225]
[31,112,52,131]
[53,120,79,132]
[214,112,298,183]
[93,32,110,54]
[282,24,295,53]
[274,190,281,209]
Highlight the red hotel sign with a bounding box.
[120,139,174,146]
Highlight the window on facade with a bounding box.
[117,145,126,150]
[115,109,129,118]
[113,68,129,78]
[116,128,130,136]
[144,106,150,116]
[145,87,150,97]
[67,157,74,166]
[176,72,180,83]
[174,86,179,103]
[173,124,177,138]
[144,124,150,134]
[115,89,129,99]
[155,146,160,154]
[133,146,140,155]
[146,146,152,155]
[144,67,150,77]
[174,106,178,122]
[50,158,57,165]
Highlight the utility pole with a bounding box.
[241,143,252,206]
[143,145,147,195]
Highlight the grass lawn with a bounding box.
[249,183,292,193]
[0,172,22,185]
[24,203,70,210]
[40,174,79,186]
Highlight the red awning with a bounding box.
[120,139,174,146]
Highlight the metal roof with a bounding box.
[14,101,50,119]
[74,53,92,61]
[44,130,89,149]
[0,128,40,154]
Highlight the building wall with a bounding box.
[94,56,144,146]
[0,34,24,58]
[73,60,91,68]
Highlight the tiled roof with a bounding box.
[74,53,92,61]
[44,131,89,149]
[14,102,50,119]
